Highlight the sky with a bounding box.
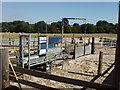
[1,2,119,25]
[1,0,120,2]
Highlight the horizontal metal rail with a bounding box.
[66,18,86,20]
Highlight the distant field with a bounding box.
[0,32,117,38]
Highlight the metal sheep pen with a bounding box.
[62,18,93,59]
[19,34,68,71]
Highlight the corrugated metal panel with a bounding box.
[75,46,84,58]
[75,44,91,58]
[85,45,91,55]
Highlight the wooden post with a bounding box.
[12,38,15,49]
[91,37,95,54]
[9,38,11,45]
[112,2,120,89]
[73,44,77,59]
[97,51,103,76]
[62,61,64,70]
[88,38,90,44]
[71,34,75,44]
[84,43,86,56]
[0,48,10,89]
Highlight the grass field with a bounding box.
[0,32,117,38]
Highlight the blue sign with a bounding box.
[62,18,69,25]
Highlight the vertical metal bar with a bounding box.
[38,25,40,56]
[19,35,23,64]
[46,35,49,61]
[46,35,48,52]
[84,20,86,56]
[28,35,31,70]
[112,2,120,89]
[19,35,25,79]
[38,35,40,56]
[61,24,64,59]
[61,24,64,47]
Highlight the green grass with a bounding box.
[1,32,117,38]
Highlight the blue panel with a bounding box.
[40,43,46,49]
[39,36,62,50]
[49,36,62,44]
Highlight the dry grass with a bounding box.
[0,32,117,38]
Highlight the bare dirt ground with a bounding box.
[10,46,115,89]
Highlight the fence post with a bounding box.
[0,48,10,89]
[112,2,120,89]
[97,51,103,76]
[88,38,90,44]
[73,44,77,59]
[91,37,95,54]
[9,38,11,45]
[71,34,75,44]
[84,44,86,56]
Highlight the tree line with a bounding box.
[1,20,118,34]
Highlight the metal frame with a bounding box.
[38,35,48,57]
[62,17,87,55]
[61,17,86,44]
[19,35,31,70]
[19,34,65,70]
[61,17,86,43]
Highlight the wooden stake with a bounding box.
[73,44,77,59]
[9,60,22,89]
[97,51,103,76]
[91,37,95,54]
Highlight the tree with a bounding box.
[96,20,115,33]
[72,23,81,33]
[35,21,46,33]
[81,23,96,33]
[50,21,62,33]
[2,22,11,32]
[1,20,117,34]
[64,25,72,33]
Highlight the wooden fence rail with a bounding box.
[10,75,58,90]
[12,66,113,89]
